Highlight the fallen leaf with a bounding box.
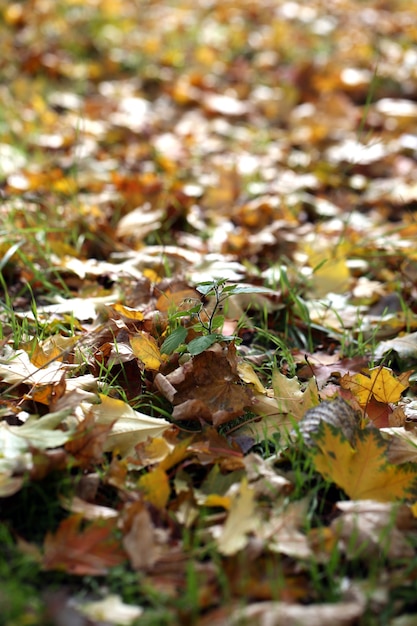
[332,500,414,561]
[138,466,170,509]
[43,514,126,575]
[228,598,365,626]
[86,394,170,457]
[340,367,408,405]
[312,423,417,501]
[130,332,165,370]
[155,343,254,426]
[216,478,261,555]
[122,501,167,570]
[75,594,143,625]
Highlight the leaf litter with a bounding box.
[2,0,417,624]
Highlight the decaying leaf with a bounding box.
[121,501,167,570]
[331,500,414,561]
[297,398,360,447]
[43,514,126,575]
[155,343,254,426]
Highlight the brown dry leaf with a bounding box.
[340,367,409,406]
[122,501,167,570]
[381,427,417,465]
[43,514,126,575]
[156,287,199,313]
[155,343,254,426]
[65,413,112,467]
[29,374,67,407]
[296,353,369,389]
[332,500,414,561]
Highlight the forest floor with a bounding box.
[1,1,417,624]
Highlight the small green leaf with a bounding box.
[187,335,219,355]
[196,284,216,296]
[161,326,188,354]
[209,315,225,331]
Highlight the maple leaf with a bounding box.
[340,367,408,405]
[312,423,417,502]
[42,514,126,575]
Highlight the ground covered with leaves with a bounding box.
[1,0,417,624]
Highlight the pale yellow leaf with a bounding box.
[238,361,267,393]
[216,479,261,555]
[87,394,169,457]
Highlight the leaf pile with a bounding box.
[2,0,417,624]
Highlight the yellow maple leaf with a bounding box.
[340,367,408,405]
[130,332,164,371]
[312,423,417,502]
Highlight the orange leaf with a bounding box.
[312,423,417,502]
[43,514,126,575]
